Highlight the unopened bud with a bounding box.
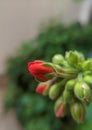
[65,51,84,67]
[65,79,76,91]
[52,54,65,65]
[49,83,62,100]
[54,96,68,118]
[36,86,47,94]
[49,79,66,100]
[84,75,92,86]
[36,81,51,95]
[74,81,91,103]
[70,102,85,123]
[82,59,92,70]
[63,90,74,103]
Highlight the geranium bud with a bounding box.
[65,51,84,67]
[82,59,92,70]
[63,90,74,103]
[36,86,47,94]
[84,75,92,86]
[70,102,85,123]
[36,80,53,95]
[49,79,66,100]
[74,81,91,102]
[56,105,64,118]
[52,54,65,65]
[28,61,54,81]
[65,79,76,91]
[49,84,61,100]
[54,96,67,118]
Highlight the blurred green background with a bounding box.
[4,22,92,130]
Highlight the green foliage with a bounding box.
[25,118,51,130]
[5,22,92,130]
[15,94,47,124]
[4,82,22,111]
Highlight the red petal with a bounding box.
[56,105,63,118]
[28,61,43,68]
[35,74,48,81]
[36,86,47,94]
[28,61,54,81]
[28,63,53,74]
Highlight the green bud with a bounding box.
[49,79,66,100]
[63,90,74,103]
[65,79,76,91]
[52,54,65,65]
[54,96,68,117]
[49,83,62,100]
[74,81,91,103]
[70,102,85,123]
[84,75,92,86]
[54,96,63,113]
[82,59,92,70]
[65,51,84,67]
[49,84,61,100]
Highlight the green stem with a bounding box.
[63,68,79,74]
[57,72,77,79]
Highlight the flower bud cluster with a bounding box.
[28,51,92,123]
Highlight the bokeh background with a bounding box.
[0,0,83,74]
[0,0,92,130]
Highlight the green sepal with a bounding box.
[43,62,62,73]
[45,72,56,79]
[43,86,50,96]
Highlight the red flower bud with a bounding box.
[56,105,64,118]
[36,86,47,94]
[54,96,68,118]
[28,61,54,81]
